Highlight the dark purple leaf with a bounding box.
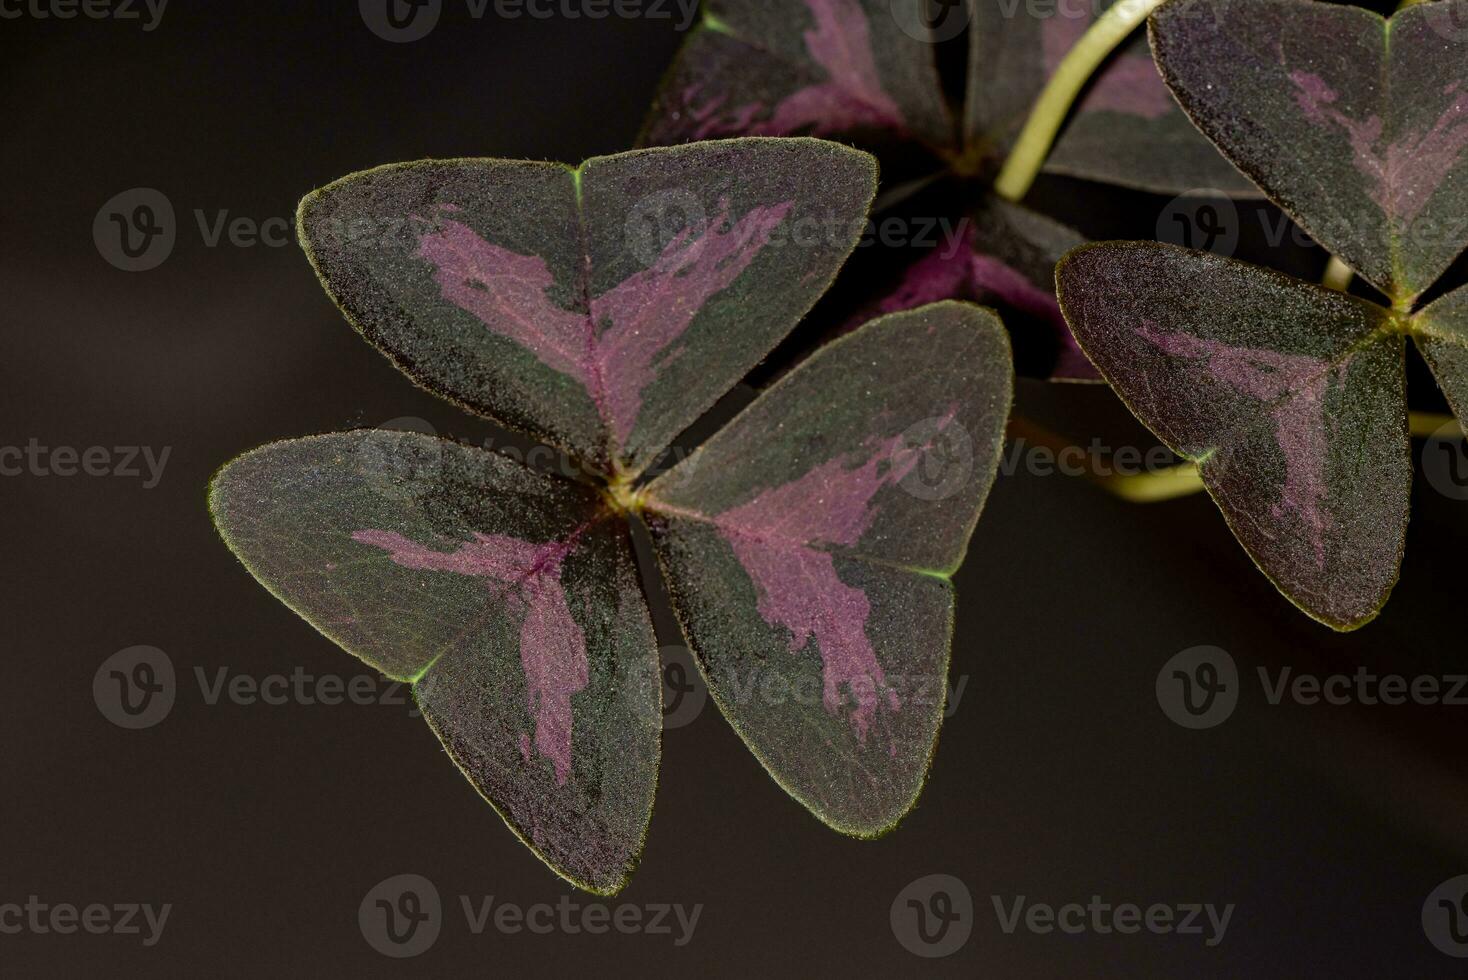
[1415,285,1468,433]
[1057,242,1410,630]
[210,431,659,894]
[1151,0,1468,302]
[297,139,876,478]
[640,0,953,149]
[840,197,1098,379]
[965,0,1258,194]
[642,302,1012,832]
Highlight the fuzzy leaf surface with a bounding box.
[1057,242,1410,630]
[210,431,660,894]
[965,0,1257,193]
[640,0,952,150]
[1414,284,1468,436]
[297,139,876,477]
[1152,0,1468,302]
[643,302,1012,833]
[842,197,1097,380]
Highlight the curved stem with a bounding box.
[1322,255,1355,292]
[1006,416,1203,503]
[993,0,1168,202]
[1102,464,1206,503]
[1410,412,1458,438]
[1010,413,1460,504]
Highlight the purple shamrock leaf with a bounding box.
[1152,0,1468,303]
[644,302,1012,832]
[298,138,876,478]
[214,141,1016,893]
[1057,242,1411,630]
[210,431,659,894]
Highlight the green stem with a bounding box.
[993,0,1168,202]
[1322,255,1355,292]
[1410,412,1457,438]
[1011,413,1460,504]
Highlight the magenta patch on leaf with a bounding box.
[845,235,1096,380]
[686,0,904,139]
[709,417,956,744]
[1042,14,1174,120]
[1289,71,1468,225]
[416,199,792,449]
[416,218,587,380]
[352,529,588,785]
[1137,326,1339,568]
[970,255,1093,379]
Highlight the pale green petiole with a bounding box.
[993,0,1169,202]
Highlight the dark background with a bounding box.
[5,0,1468,976]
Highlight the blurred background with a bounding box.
[4,0,1467,975]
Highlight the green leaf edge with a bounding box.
[638,2,1268,199]
[1055,240,1411,632]
[295,137,881,483]
[412,509,659,898]
[207,431,655,896]
[642,300,1014,834]
[1147,0,1468,306]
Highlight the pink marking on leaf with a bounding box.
[591,199,793,445]
[1137,326,1342,568]
[969,255,1094,379]
[1290,70,1468,225]
[682,0,905,139]
[351,529,588,786]
[842,237,1097,380]
[416,198,791,451]
[856,242,973,325]
[416,220,589,380]
[711,416,957,743]
[1042,14,1175,119]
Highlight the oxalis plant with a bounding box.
[207,0,1468,894]
[1058,0,1468,630]
[641,0,1263,380]
[209,138,1013,894]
